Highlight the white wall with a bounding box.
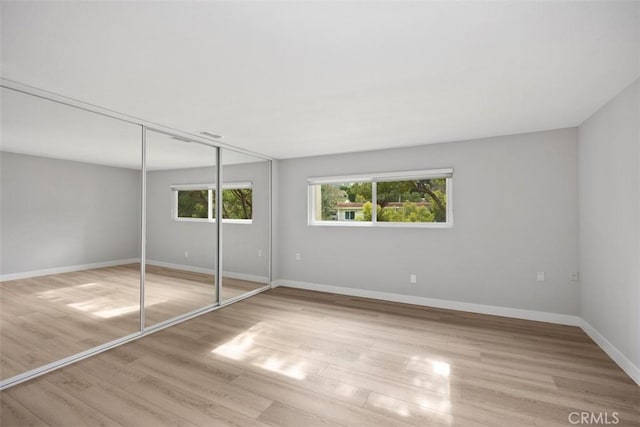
[579,79,639,378]
[146,161,270,280]
[0,152,141,276]
[277,128,580,315]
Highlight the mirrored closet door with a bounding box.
[0,83,272,389]
[220,149,271,303]
[144,130,219,327]
[0,87,143,380]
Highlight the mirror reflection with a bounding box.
[0,87,272,385]
[144,130,218,327]
[0,87,142,380]
[220,149,270,302]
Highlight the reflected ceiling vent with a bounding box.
[199,131,224,139]
[170,135,194,143]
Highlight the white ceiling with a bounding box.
[1,1,638,159]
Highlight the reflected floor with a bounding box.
[0,263,266,380]
[143,264,266,326]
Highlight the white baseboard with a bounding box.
[1,259,269,285]
[579,319,640,386]
[223,270,269,284]
[145,259,214,275]
[0,259,140,282]
[272,280,580,326]
[146,259,268,284]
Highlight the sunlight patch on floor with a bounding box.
[370,394,411,417]
[406,356,453,415]
[37,282,166,319]
[368,393,453,425]
[431,360,451,377]
[407,355,452,396]
[66,297,167,318]
[211,322,308,380]
[91,305,140,318]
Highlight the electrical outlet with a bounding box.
[570,272,579,281]
[295,253,301,261]
[258,249,263,257]
[184,251,189,258]
[410,274,417,284]
[536,272,545,282]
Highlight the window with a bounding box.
[177,189,209,220]
[376,178,447,223]
[172,182,253,223]
[222,187,253,220]
[310,181,372,222]
[308,169,452,227]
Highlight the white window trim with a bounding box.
[170,181,252,191]
[308,169,453,228]
[307,168,452,185]
[172,181,253,224]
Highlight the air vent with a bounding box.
[199,131,224,139]
[170,136,194,143]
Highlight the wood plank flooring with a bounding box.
[1,287,638,426]
[0,264,266,379]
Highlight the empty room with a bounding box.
[0,1,638,426]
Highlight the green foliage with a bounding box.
[360,201,435,222]
[320,184,347,220]
[342,182,372,202]
[222,189,252,220]
[376,181,420,205]
[320,178,447,223]
[177,188,253,220]
[178,190,208,218]
[430,189,446,222]
[361,201,373,221]
[378,202,435,222]
[353,179,447,223]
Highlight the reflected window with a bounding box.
[222,187,252,220]
[177,189,209,220]
[172,182,252,223]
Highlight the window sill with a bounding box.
[174,218,253,225]
[309,221,452,229]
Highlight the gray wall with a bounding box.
[145,166,217,272]
[146,161,270,280]
[0,152,141,275]
[277,128,580,314]
[579,79,639,369]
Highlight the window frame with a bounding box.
[171,181,253,224]
[307,169,453,228]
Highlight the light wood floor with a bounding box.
[1,287,638,426]
[0,264,266,380]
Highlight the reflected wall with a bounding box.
[0,87,142,380]
[221,150,271,302]
[144,130,218,327]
